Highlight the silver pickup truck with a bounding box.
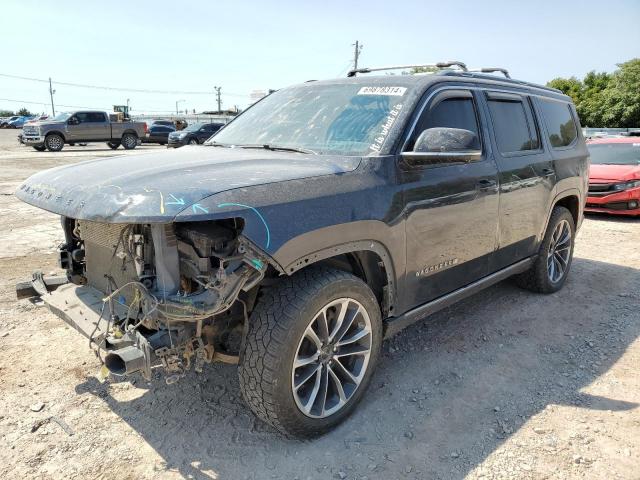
[22,111,147,152]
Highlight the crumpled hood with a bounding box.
[16,146,361,222]
[589,164,640,182]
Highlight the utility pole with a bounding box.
[176,99,185,115]
[48,77,56,116]
[213,86,222,113]
[353,41,363,70]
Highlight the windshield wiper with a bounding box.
[235,144,317,155]
[205,141,231,147]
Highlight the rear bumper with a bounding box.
[585,186,640,216]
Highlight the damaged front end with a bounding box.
[20,217,270,383]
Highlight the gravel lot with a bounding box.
[0,128,638,480]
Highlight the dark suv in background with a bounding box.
[167,122,224,147]
[16,62,588,438]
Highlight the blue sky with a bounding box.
[1,0,638,115]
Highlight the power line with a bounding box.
[0,97,97,109]
[0,96,220,114]
[0,72,248,97]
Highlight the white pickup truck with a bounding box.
[21,111,147,151]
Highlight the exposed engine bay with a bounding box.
[53,217,269,383]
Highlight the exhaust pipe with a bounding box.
[104,346,146,376]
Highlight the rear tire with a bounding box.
[239,267,382,438]
[515,206,575,293]
[121,133,137,150]
[45,133,64,152]
[189,138,198,145]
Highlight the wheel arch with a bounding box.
[541,189,581,240]
[45,130,66,142]
[282,241,397,317]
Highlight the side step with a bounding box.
[384,257,533,338]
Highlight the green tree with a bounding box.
[547,76,583,105]
[601,59,640,128]
[17,108,32,116]
[546,59,639,128]
[0,109,14,117]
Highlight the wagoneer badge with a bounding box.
[416,258,459,277]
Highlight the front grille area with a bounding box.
[588,183,614,196]
[78,221,139,297]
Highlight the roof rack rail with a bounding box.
[347,61,468,77]
[468,67,511,79]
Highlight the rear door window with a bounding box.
[487,94,539,154]
[87,112,106,122]
[539,99,578,148]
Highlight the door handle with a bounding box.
[542,168,555,177]
[476,179,497,191]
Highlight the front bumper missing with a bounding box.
[25,281,157,379]
[32,282,127,344]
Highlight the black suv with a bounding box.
[15,62,588,438]
[167,122,224,147]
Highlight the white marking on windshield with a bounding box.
[357,86,407,96]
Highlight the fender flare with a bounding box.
[280,239,398,315]
[540,188,582,239]
[45,130,66,142]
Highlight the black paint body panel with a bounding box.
[15,73,588,321]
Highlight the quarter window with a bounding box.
[539,99,577,148]
[487,97,539,154]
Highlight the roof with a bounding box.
[306,70,567,100]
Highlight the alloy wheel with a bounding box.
[291,298,373,419]
[547,219,572,283]
[47,135,63,150]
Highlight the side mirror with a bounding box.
[402,127,481,165]
[67,116,79,125]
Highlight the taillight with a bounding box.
[144,122,148,133]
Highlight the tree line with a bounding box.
[0,108,32,117]
[547,58,639,128]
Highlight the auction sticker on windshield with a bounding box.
[357,86,407,96]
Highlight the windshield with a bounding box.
[588,143,640,165]
[52,112,72,122]
[184,123,204,132]
[209,82,414,155]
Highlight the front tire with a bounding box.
[515,206,575,293]
[121,133,137,150]
[189,138,198,145]
[45,133,64,152]
[239,267,382,438]
[107,141,120,150]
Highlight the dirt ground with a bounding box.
[0,128,638,480]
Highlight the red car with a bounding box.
[586,137,640,217]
